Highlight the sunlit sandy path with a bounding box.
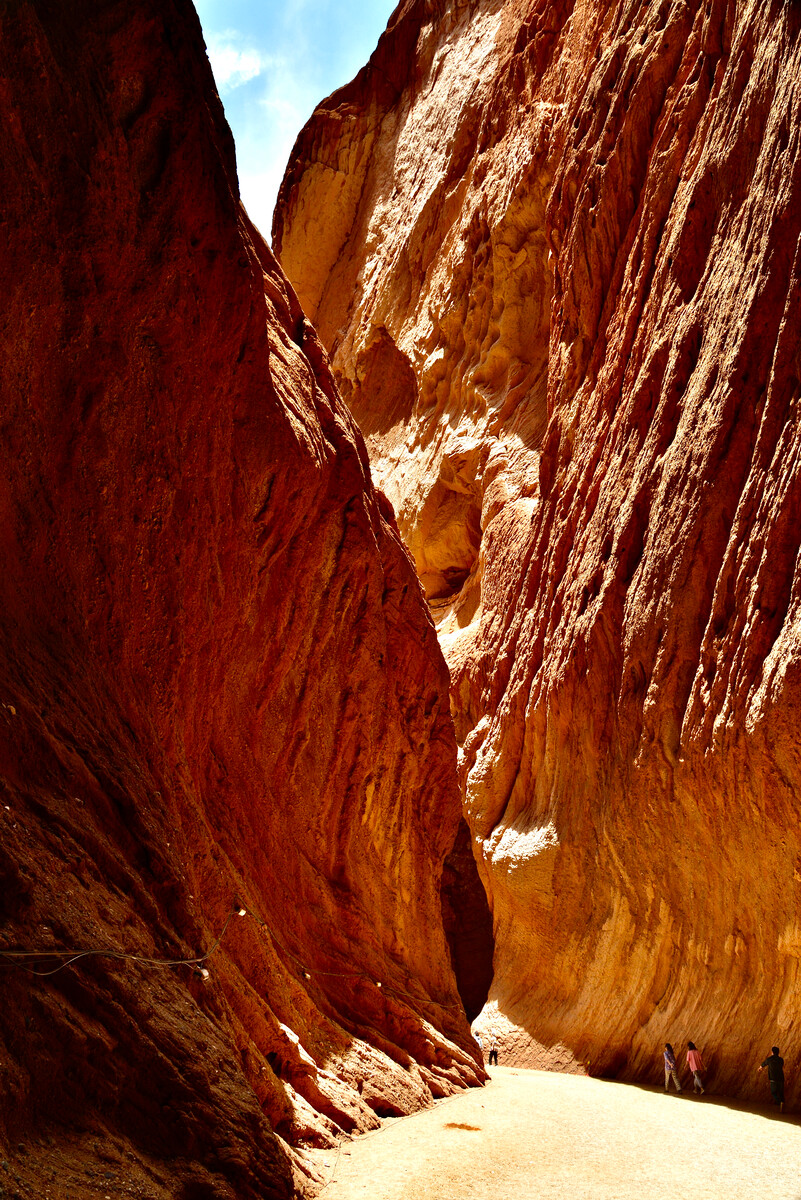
[314,1066,801,1200]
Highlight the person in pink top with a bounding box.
[686,1042,705,1094]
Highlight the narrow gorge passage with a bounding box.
[276,0,801,1109]
[319,1069,801,1200]
[2,0,801,1196]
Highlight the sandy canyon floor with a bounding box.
[313,1066,801,1200]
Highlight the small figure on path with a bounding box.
[474,1030,483,1058]
[686,1042,705,1094]
[663,1043,682,1092]
[488,1029,498,1067]
[758,1046,785,1112]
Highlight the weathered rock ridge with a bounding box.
[0,3,487,1197]
[276,0,801,1102]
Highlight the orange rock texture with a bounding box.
[276,0,801,1104]
[0,2,485,1196]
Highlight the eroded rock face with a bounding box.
[0,3,484,1196]
[276,0,801,1103]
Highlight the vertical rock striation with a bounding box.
[276,0,801,1101]
[0,3,482,1197]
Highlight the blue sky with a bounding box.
[194,0,397,239]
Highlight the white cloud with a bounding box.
[195,1,397,239]
[237,167,288,241]
[207,30,265,93]
[229,64,321,237]
[235,90,310,238]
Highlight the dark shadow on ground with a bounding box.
[592,1076,797,1126]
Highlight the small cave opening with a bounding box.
[440,816,494,1022]
[417,491,482,603]
[432,564,473,600]
[344,327,417,437]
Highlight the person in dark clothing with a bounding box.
[758,1046,785,1111]
[663,1043,682,1092]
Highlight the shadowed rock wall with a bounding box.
[276,0,801,1103]
[0,3,484,1196]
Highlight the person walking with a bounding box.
[488,1029,498,1067]
[686,1042,705,1094]
[663,1043,682,1092]
[474,1031,483,1059]
[758,1046,785,1112]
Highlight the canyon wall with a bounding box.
[275,0,801,1100]
[0,3,486,1197]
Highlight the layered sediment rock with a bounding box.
[276,0,801,1103]
[0,3,485,1196]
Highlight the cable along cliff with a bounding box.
[0,2,490,1197]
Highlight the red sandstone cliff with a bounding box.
[276,0,801,1101]
[0,3,486,1197]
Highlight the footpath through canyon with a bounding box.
[319,1067,801,1200]
[0,0,800,1198]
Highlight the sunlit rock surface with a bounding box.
[0,2,485,1196]
[472,1001,586,1073]
[276,0,801,1104]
